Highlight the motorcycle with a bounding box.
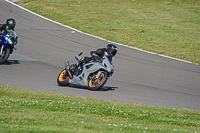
[57,52,115,90]
[0,29,18,64]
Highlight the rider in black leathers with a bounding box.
[82,44,117,65]
[0,18,16,35]
[69,44,117,75]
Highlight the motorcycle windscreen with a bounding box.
[106,55,114,64]
[7,29,18,45]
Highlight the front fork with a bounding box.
[0,45,4,56]
[64,60,73,78]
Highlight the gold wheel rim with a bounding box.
[89,73,104,87]
[59,70,69,81]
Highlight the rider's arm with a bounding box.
[95,48,106,58]
[0,24,7,34]
[90,48,106,57]
[90,51,95,56]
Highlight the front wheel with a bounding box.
[57,69,70,86]
[88,71,108,90]
[0,48,10,64]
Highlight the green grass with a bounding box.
[3,1,200,132]
[16,0,200,64]
[0,86,200,132]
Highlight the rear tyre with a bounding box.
[0,48,10,64]
[88,71,108,90]
[57,69,70,86]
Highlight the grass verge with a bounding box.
[16,0,200,64]
[0,86,200,132]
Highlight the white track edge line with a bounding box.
[5,0,198,65]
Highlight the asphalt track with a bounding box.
[0,0,200,111]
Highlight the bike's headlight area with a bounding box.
[7,37,12,45]
[110,65,114,73]
[110,65,114,69]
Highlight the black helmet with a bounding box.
[106,44,117,56]
[6,18,16,29]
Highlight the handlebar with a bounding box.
[78,52,83,56]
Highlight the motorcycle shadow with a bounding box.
[67,85,118,91]
[4,60,20,65]
[98,86,118,91]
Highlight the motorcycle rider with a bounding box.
[69,44,117,75]
[92,44,117,61]
[0,18,16,35]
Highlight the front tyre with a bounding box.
[88,71,108,90]
[0,48,10,64]
[57,69,70,86]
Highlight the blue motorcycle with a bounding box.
[0,29,18,64]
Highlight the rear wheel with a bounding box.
[57,69,70,86]
[88,71,108,90]
[0,48,10,64]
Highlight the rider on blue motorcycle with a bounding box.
[0,18,18,64]
[69,44,117,75]
[0,18,16,35]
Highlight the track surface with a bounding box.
[0,0,200,111]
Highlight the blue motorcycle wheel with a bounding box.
[0,48,10,64]
[57,69,70,86]
[88,71,108,90]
